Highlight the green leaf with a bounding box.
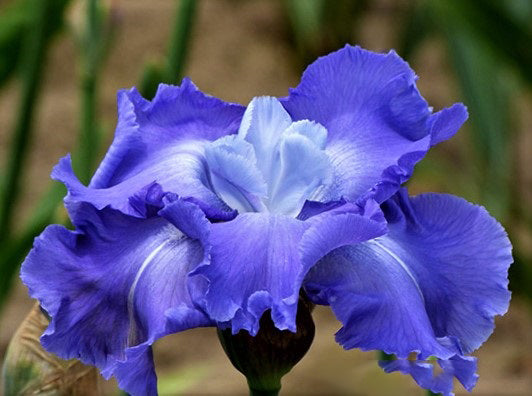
[430,2,514,220]
[139,59,165,100]
[283,0,367,68]
[436,0,532,85]
[0,0,31,87]
[0,0,71,87]
[0,0,71,241]
[396,2,434,61]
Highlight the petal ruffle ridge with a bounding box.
[193,201,386,335]
[54,79,245,219]
[380,355,478,396]
[304,189,511,394]
[20,198,213,396]
[281,45,467,203]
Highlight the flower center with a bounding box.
[204,96,332,217]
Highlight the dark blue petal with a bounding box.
[193,204,386,335]
[53,79,244,219]
[281,45,467,203]
[304,188,511,394]
[21,199,213,396]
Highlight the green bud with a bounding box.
[217,295,315,396]
[2,303,100,396]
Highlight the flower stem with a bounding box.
[165,0,197,82]
[249,387,280,396]
[218,295,315,396]
[76,0,101,183]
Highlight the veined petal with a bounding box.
[204,135,267,213]
[283,120,328,150]
[381,190,512,353]
[304,188,511,394]
[21,199,213,396]
[429,103,468,147]
[92,79,245,189]
[196,213,307,335]
[193,204,386,335]
[267,132,332,217]
[238,96,292,180]
[281,45,467,203]
[304,242,455,359]
[54,79,245,219]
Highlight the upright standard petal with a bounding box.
[21,198,213,396]
[193,201,386,335]
[203,96,333,216]
[304,188,512,394]
[53,79,245,219]
[281,45,467,203]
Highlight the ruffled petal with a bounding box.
[204,135,267,213]
[381,190,512,353]
[21,198,213,396]
[193,203,386,335]
[281,45,467,203]
[304,188,511,394]
[380,355,478,396]
[54,79,245,219]
[205,95,334,216]
[267,132,332,216]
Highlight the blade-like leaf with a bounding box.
[438,0,532,85]
[430,1,514,219]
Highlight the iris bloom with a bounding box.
[21,46,512,396]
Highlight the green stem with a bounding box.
[165,0,197,82]
[75,0,100,183]
[0,0,54,241]
[140,0,197,99]
[249,387,280,396]
[77,64,98,183]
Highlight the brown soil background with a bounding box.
[1,1,531,395]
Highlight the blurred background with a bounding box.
[0,0,531,394]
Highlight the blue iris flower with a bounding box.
[21,46,512,396]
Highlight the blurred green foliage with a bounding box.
[0,0,71,305]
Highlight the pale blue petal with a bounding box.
[204,135,267,213]
[267,133,332,216]
[238,96,293,180]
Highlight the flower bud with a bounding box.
[2,303,100,395]
[217,295,315,395]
